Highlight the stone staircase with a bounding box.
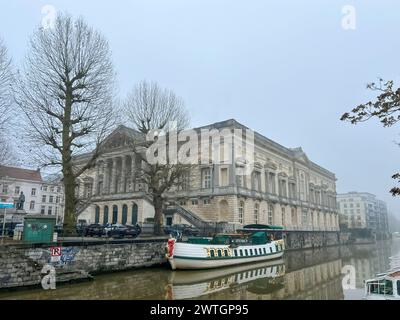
[164,205,213,230]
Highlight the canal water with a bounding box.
[1,239,399,300]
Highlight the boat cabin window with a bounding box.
[398,281,400,296]
[245,249,248,256]
[270,247,273,253]
[368,280,393,295]
[240,249,243,256]
[217,249,222,257]
[263,248,267,254]
[234,250,238,257]
[250,249,253,256]
[224,249,229,257]
[259,248,262,255]
[210,250,215,258]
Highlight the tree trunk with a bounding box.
[62,85,77,236]
[62,163,77,235]
[153,194,164,235]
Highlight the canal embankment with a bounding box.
[0,237,167,290]
[0,230,375,290]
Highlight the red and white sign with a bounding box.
[51,247,62,257]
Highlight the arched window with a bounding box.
[254,203,259,224]
[112,205,118,224]
[104,206,109,224]
[238,201,244,224]
[122,204,128,225]
[132,203,138,225]
[94,206,100,224]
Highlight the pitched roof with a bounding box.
[0,165,42,182]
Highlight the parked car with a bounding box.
[54,225,63,236]
[13,223,24,233]
[164,224,199,237]
[107,224,141,239]
[103,223,114,236]
[84,224,105,237]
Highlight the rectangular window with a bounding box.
[178,172,190,191]
[2,184,8,194]
[49,196,54,203]
[43,186,47,192]
[41,206,45,214]
[42,195,46,203]
[14,186,20,195]
[268,204,274,224]
[253,171,261,191]
[31,188,36,196]
[202,168,212,189]
[55,207,59,215]
[238,202,244,224]
[268,173,276,194]
[191,199,198,205]
[220,168,228,187]
[50,187,54,193]
[56,196,60,204]
[48,207,53,215]
[254,203,259,224]
[203,198,210,205]
[29,201,35,210]
[57,187,61,193]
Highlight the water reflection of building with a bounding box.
[166,260,285,300]
[342,242,393,288]
[167,255,343,300]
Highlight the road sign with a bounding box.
[50,246,62,263]
[51,247,62,256]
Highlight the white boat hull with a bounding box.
[166,239,285,270]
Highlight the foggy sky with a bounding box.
[1,0,400,216]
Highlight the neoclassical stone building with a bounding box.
[77,119,339,231]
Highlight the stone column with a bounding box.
[121,155,127,193]
[103,160,109,194]
[111,158,117,194]
[131,153,136,192]
[93,161,100,196]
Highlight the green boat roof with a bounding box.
[243,224,284,230]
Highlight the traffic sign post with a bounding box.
[1,198,15,244]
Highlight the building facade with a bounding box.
[0,165,64,224]
[78,119,339,231]
[337,192,389,239]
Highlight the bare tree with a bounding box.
[15,14,117,234]
[341,79,400,196]
[0,38,13,165]
[124,81,191,235]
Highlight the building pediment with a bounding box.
[100,125,144,151]
[291,147,310,164]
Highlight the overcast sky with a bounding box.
[1,0,400,216]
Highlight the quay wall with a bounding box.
[0,238,167,290]
[0,230,373,290]
[283,230,373,250]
